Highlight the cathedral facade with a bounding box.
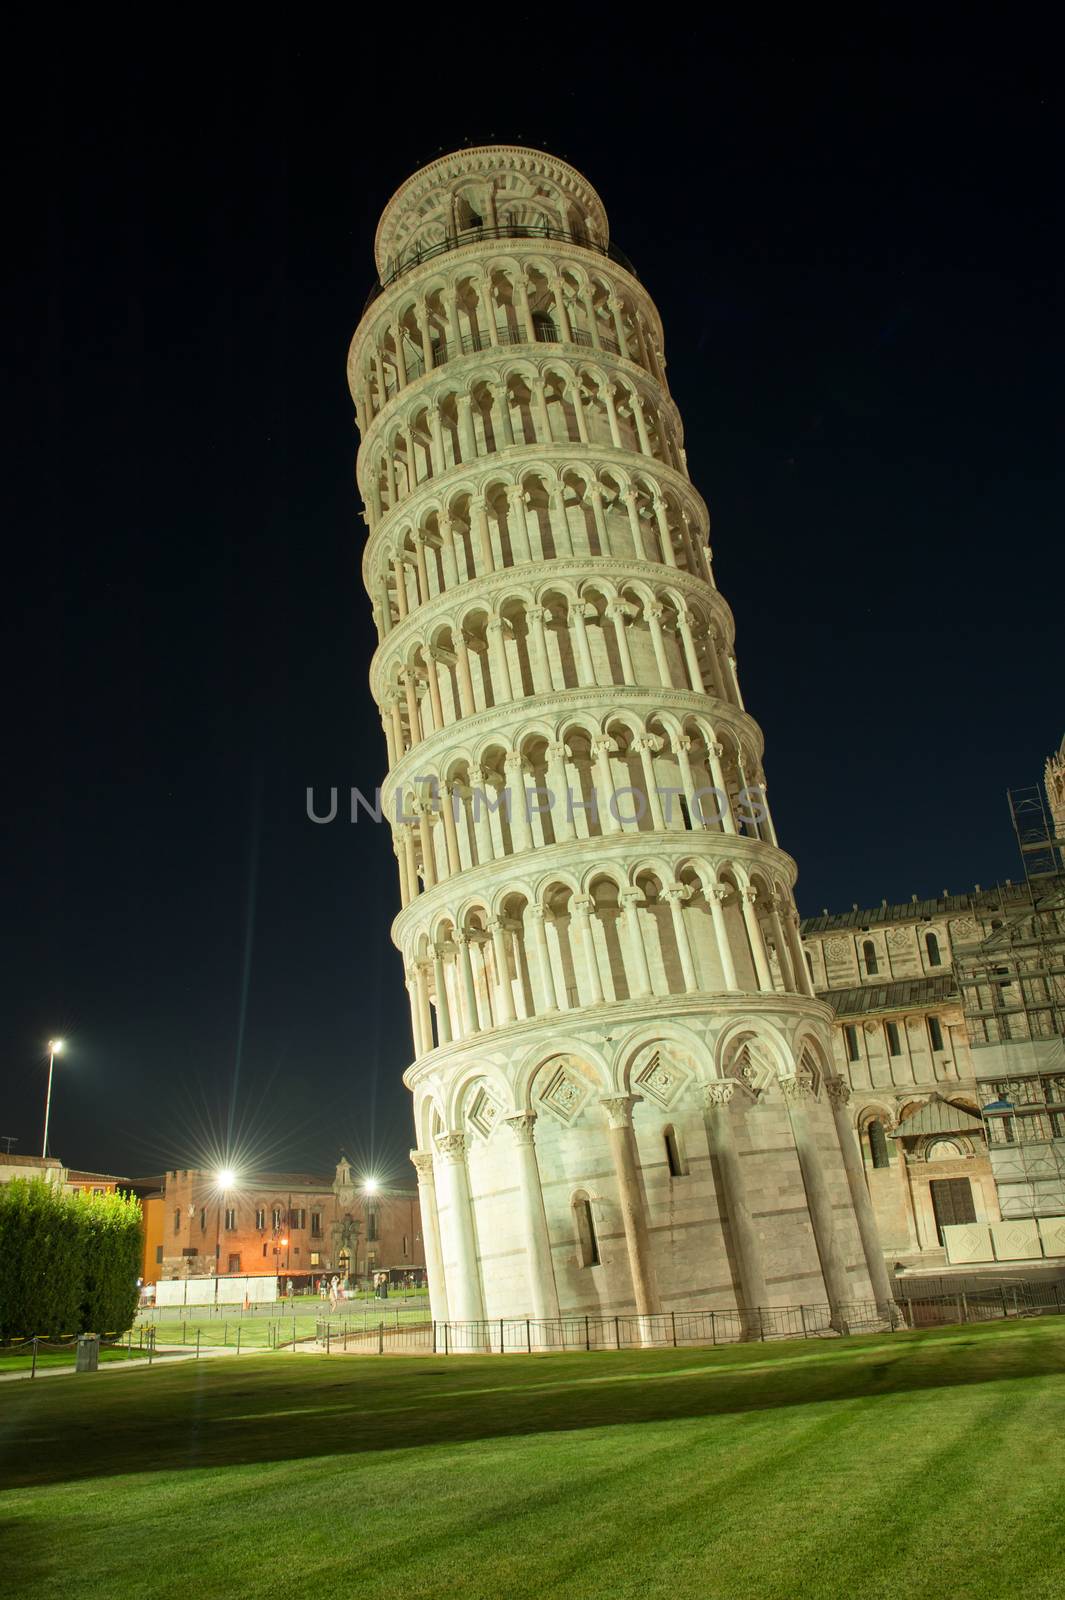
[347,146,891,1329]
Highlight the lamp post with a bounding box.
[41,1040,64,1158]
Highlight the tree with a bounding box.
[0,1179,142,1342]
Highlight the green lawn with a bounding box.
[1,1318,1063,1599]
[139,1307,430,1347]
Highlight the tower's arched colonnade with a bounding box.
[348,147,892,1327]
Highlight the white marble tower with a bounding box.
[347,146,892,1329]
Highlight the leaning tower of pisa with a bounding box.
[347,146,894,1330]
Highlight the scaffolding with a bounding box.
[957,787,1065,1220]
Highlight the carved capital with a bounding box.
[780,1076,812,1103]
[701,1081,736,1109]
[600,1093,639,1130]
[571,895,595,917]
[663,883,693,907]
[671,734,693,754]
[504,1112,537,1147]
[591,735,618,758]
[436,1131,468,1162]
[410,1150,435,1182]
[633,732,663,755]
[710,885,731,907]
[826,1078,851,1108]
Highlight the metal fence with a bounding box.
[312,1281,1065,1356]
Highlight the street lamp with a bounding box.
[214,1168,237,1276]
[41,1040,65,1158]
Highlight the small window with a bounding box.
[227,1253,241,1274]
[867,1119,890,1169]
[199,1207,206,1232]
[262,1242,268,1257]
[845,1024,860,1063]
[886,1021,901,1057]
[224,1207,236,1231]
[805,952,815,984]
[862,939,879,976]
[928,1016,945,1052]
[155,1244,163,1264]
[573,1194,600,1268]
[255,1208,266,1231]
[272,1207,282,1231]
[664,1125,685,1178]
[173,1209,181,1234]
[926,932,942,967]
[368,1208,379,1243]
[310,1251,321,1267]
[311,1212,322,1238]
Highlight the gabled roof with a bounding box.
[890,1097,984,1138]
[816,974,957,1018]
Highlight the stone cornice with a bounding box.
[367,558,732,699]
[361,448,705,578]
[401,988,834,1091]
[390,830,799,950]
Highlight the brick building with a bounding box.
[153,1156,425,1285]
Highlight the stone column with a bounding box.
[527,904,559,1012]
[623,489,649,560]
[432,946,453,1045]
[571,895,605,1004]
[435,1132,486,1322]
[652,497,676,567]
[700,1081,768,1313]
[506,485,532,562]
[455,632,476,715]
[826,1079,897,1314]
[663,884,698,991]
[569,603,597,686]
[489,917,516,1023]
[544,742,575,842]
[606,602,636,684]
[456,393,477,462]
[592,736,623,835]
[780,1078,852,1318]
[708,886,739,991]
[486,618,514,701]
[633,734,667,831]
[504,1113,561,1322]
[471,495,495,572]
[454,930,480,1036]
[620,889,653,997]
[675,609,705,690]
[600,1096,661,1317]
[741,888,775,991]
[410,1150,450,1324]
[645,603,673,687]
[525,604,552,692]
[706,741,737,834]
[505,752,532,852]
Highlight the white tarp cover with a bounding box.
[154,1275,279,1307]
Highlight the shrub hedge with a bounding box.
[0,1179,142,1340]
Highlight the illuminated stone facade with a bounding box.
[348,146,889,1327]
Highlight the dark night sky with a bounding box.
[3,43,1061,1182]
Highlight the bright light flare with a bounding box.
[216,1167,238,1189]
[362,1177,379,1195]
[48,1039,65,1054]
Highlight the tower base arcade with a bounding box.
[408,995,889,1326]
